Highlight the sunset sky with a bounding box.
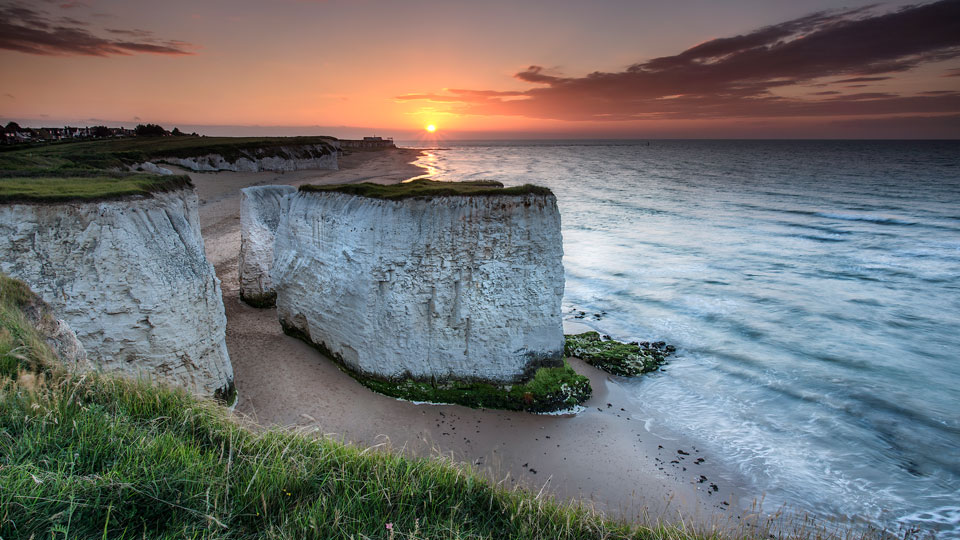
[2,0,959,138]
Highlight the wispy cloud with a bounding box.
[0,2,195,56]
[399,0,960,122]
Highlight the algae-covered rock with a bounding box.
[564,331,674,377]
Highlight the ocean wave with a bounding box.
[815,212,918,226]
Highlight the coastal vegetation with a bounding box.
[0,275,674,539]
[0,136,337,173]
[0,171,192,203]
[361,361,591,413]
[300,178,553,200]
[564,331,674,377]
[1,277,896,539]
[281,321,590,413]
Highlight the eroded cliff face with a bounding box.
[164,144,338,173]
[239,185,296,307]
[273,191,565,384]
[0,189,233,398]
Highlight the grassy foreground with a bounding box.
[0,275,709,539]
[300,178,553,200]
[0,276,899,539]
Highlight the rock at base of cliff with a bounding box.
[239,185,297,308]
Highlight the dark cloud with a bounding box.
[0,2,195,56]
[106,28,154,38]
[400,0,960,122]
[810,91,842,95]
[834,76,892,83]
[825,114,960,138]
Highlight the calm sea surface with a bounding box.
[402,139,960,536]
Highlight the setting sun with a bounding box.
[425,124,437,133]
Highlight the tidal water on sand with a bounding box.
[406,139,960,536]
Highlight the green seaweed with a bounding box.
[299,178,553,200]
[564,331,673,377]
[281,320,590,413]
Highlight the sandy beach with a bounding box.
[190,147,751,528]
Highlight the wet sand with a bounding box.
[191,147,751,529]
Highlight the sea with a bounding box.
[400,139,960,537]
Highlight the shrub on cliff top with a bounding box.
[300,178,554,200]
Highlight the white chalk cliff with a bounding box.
[272,191,566,384]
[160,144,338,173]
[239,185,297,306]
[0,189,233,398]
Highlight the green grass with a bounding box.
[300,178,553,200]
[0,276,894,539]
[564,332,672,377]
[0,136,337,172]
[0,275,59,379]
[0,275,708,539]
[0,172,192,202]
[280,320,589,413]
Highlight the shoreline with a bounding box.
[191,147,754,529]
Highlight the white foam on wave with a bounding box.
[897,506,960,539]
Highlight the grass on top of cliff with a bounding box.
[0,172,192,203]
[0,136,337,172]
[0,275,719,540]
[300,178,553,200]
